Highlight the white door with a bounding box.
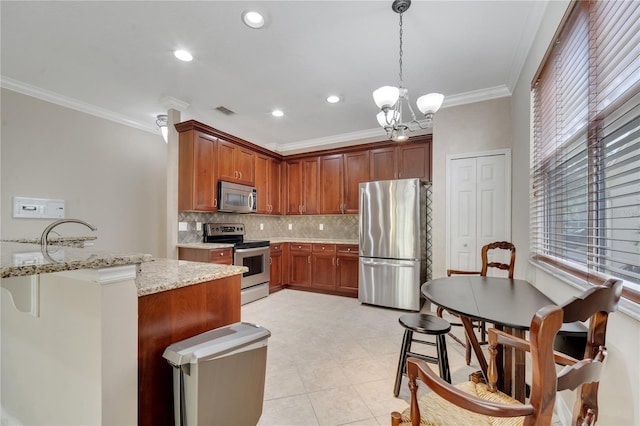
[448,152,510,272]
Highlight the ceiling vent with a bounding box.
[215,106,236,115]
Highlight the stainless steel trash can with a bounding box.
[163,322,271,426]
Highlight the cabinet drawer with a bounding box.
[209,248,233,264]
[289,243,311,252]
[312,243,336,254]
[337,244,359,255]
[270,243,283,253]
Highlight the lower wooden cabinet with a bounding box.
[269,243,285,293]
[178,247,233,265]
[311,244,336,290]
[289,243,312,287]
[336,245,359,295]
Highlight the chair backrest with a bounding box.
[557,278,623,425]
[480,241,516,278]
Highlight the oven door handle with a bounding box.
[235,247,268,254]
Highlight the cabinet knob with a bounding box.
[336,258,340,266]
[220,252,224,256]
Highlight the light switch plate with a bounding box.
[178,222,188,231]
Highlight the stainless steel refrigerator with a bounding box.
[358,178,431,311]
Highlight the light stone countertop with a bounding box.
[136,258,247,296]
[177,238,358,249]
[1,241,152,278]
[2,236,98,248]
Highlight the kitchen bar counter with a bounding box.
[137,258,246,296]
[0,241,151,278]
[177,238,358,249]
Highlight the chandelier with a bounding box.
[373,0,444,142]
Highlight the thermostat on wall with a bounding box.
[13,197,65,219]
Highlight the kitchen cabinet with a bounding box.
[178,130,218,211]
[217,139,255,186]
[286,157,319,215]
[336,244,359,295]
[311,243,336,290]
[289,243,312,287]
[319,151,369,214]
[255,154,282,215]
[369,139,432,181]
[269,243,285,293]
[178,247,233,265]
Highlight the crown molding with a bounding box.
[0,76,157,134]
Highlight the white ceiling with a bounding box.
[0,1,547,154]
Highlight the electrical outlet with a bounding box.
[196,222,202,231]
[288,223,293,230]
[178,222,188,231]
[260,223,264,230]
[319,223,324,230]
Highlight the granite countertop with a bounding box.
[136,258,247,296]
[177,238,358,249]
[1,241,152,278]
[2,236,98,248]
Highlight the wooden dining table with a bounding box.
[421,275,586,402]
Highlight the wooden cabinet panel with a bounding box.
[398,143,431,181]
[287,158,319,215]
[320,154,343,214]
[311,244,336,290]
[289,243,311,286]
[343,151,369,213]
[256,155,282,215]
[336,244,359,295]
[138,276,241,426]
[178,130,218,211]
[270,243,284,292]
[369,146,397,181]
[217,139,255,185]
[178,247,232,265]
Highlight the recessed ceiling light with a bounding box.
[326,95,341,104]
[242,11,265,29]
[271,109,284,117]
[174,49,193,62]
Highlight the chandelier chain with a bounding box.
[398,11,404,86]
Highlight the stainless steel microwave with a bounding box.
[218,181,257,213]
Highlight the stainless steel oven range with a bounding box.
[203,223,270,305]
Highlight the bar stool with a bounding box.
[394,313,451,397]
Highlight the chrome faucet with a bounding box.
[40,218,98,247]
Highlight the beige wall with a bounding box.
[1,89,167,256]
[510,2,640,424]
[431,97,513,278]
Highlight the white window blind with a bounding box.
[531,0,640,302]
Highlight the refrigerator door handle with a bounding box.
[360,259,415,268]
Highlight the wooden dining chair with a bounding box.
[439,241,517,364]
[391,278,623,426]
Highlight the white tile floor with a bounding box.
[241,289,479,426]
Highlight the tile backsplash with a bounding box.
[178,212,359,243]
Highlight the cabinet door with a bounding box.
[289,252,311,287]
[217,139,236,182]
[269,158,282,215]
[343,151,369,213]
[286,160,303,215]
[302,157,320,214]
[397,143,431,181]
[235,146,255,185]
[336,245,359,295]
[255,155,270,214]
[369,146,397,181]
[270,244,284,292]
[320,154,343,214]
[178,130,217,211]
[311,253,336,290]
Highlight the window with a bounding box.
[531,1,640,302]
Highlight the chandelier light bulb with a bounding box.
[373,86,400,110]
[416,93,445,115]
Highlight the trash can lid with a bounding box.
[163,322,270,367]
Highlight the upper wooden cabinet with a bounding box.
[255,154,282,215]
[286,157,319,215]
[217,139,255,186]
[369,139,432,181]
[320,151,369,214]
[178,130,218,211]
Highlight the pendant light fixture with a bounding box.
[373,0,444,142]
